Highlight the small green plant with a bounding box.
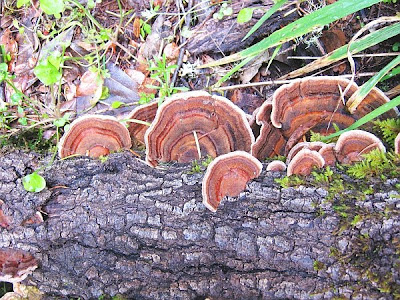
[189,155,213,174]
[34,51,64,86]
[312,166,334,184]
[313,260,326,271]
[346,149,400,179]
[350,214,362,226]
[147,54,189,104]
[213,3,233,20]
[17,0,65,18]
[373,118,400,145]
[138,92,155,105]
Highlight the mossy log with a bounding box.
[0,151,399,299]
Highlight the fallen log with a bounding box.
[186,0,298,55]
[0,150,399,299]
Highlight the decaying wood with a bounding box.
[0,150,399,299]
[186,0,298,55]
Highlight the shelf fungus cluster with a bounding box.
[56,81,397,213]
[252,77,396,159]
[267,129,387,177]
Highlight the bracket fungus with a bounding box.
[145,91,254,167]
[202,151,262,212]
[286,141,325,164]
[334,130,385,164]
[266,160,286,172]
[0,248,38,283]
[58,115,132,158]
[318,143,337,166]
[287,149,325,176]
[127,101,158,145]
[251,101,286,160]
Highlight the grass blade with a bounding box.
[321,94,400,141]
[214,56,254,88]
[280,21,400,79]
[242,0,288,41]
[200,0,381,68]
[347,55,400,113]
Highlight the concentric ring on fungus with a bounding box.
[145,91,255,167]
[202,151,262,212]
[58,115,132,158]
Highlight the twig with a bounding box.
[212,73,378,91]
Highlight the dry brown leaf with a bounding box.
[76,70,103,105]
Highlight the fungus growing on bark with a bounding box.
[267,77,396,154]
[266,160,286,172]
[270,77,358,137]
[318,143,337,166]
[251,101,286,160]
[145,91,254,167]
[127,101,158,145]
[287,149,325,176]
[202,151,262,212]
[0,248,38,283]
[286,141,325,163]
[334,130,386,164]
[58,115,132,158]
[395,132,400,155]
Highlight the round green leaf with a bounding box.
[111,101,123,109]
[22,172,46,193]
[237,8,255,24]
[34,59,62,86]
[39,0,64,18]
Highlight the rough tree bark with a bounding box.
[0,150,399,299]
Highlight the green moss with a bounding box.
[313,260,326,271]
[0,127,56,153]
[346,149,400,179]
[274,175,305,188]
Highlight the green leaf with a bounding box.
[22,172,46,193]
[18,117,28,126]
[11,93,23,104]
[17,0,30,8]
[201,0,381,68]
[237,7,255,24]
[34,59,62,85]
[381,66,400,82]
[0,63,8,73]
[40,0,64,18]
[111,101,123,109]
